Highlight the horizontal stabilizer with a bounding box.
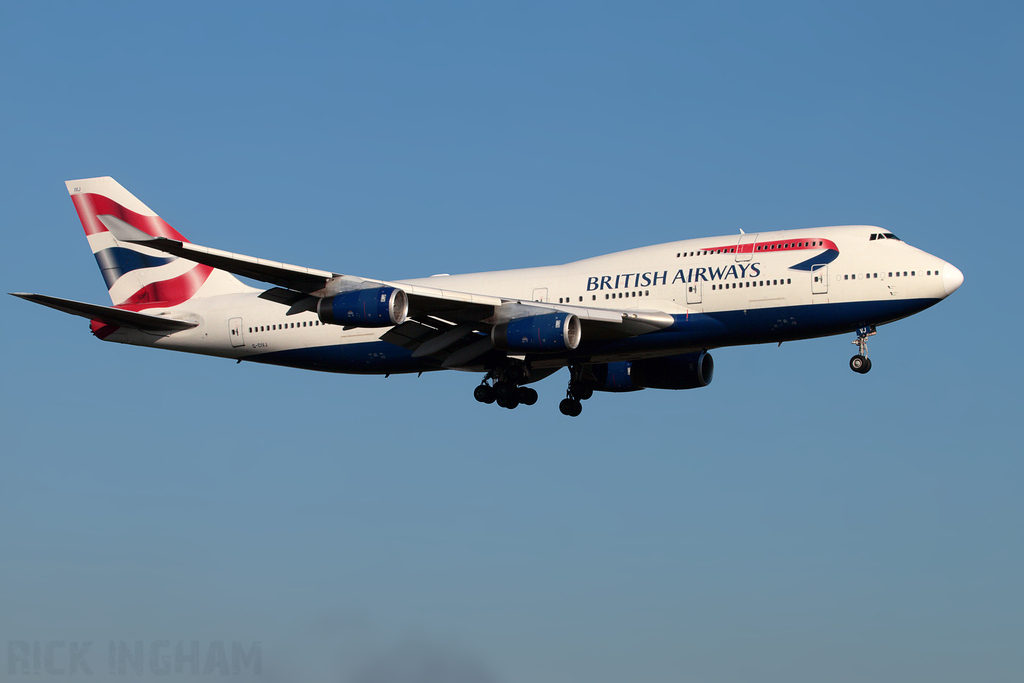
[10,293,198,332]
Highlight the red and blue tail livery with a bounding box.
[67,177,249,308]
[12,176,964,416]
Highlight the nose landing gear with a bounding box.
[850,325,876,374]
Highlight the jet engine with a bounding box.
[317,287,409,327]
[491,312,581,352]
[592,351,715,392]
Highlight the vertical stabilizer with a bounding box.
[66,177,252,307]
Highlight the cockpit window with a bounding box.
[870,232,902,241]
[884,232,900,240]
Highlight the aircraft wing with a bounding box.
[97,214,674,366]
[97,214,504,308]
[10,293,199,332]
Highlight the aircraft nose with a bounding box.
[943,263,964,296]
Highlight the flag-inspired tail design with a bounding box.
[67,177,251,308]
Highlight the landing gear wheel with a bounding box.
[559,398,583,417]
[850,326,876,374]
[494,381,516,404]
[497,396,520,409]
[569,380,593,401]
[474,384,496,404]
[517,387,538,406]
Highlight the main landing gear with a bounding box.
[474,365,538,410]
[850,325,876,374]
[559,366,594,417]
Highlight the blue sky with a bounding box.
[1,2,1021,682]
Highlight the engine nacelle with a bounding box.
[631,351,714,390]
[317,287,408,327]
[591,361,643,392]
[491,313,581,352]
[591,352,714,392]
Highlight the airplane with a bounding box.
[12,177,964,416]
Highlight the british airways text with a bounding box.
[586,263,762,291]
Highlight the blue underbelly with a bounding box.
[246,297,941,373]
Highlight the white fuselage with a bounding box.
[101,225,959,374]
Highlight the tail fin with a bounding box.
[67,177,251,307]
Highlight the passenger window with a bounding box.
[787,279,791,284]
[844,275,848,280]
[911,271,915,276]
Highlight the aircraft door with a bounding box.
[686,280,702,304]
[532,288,548,302]
[736,233,757,262]
[812,265,828,294]
[229,317,245,347]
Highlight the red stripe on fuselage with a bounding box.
[700,238,838,255]
[71,192,190,242]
